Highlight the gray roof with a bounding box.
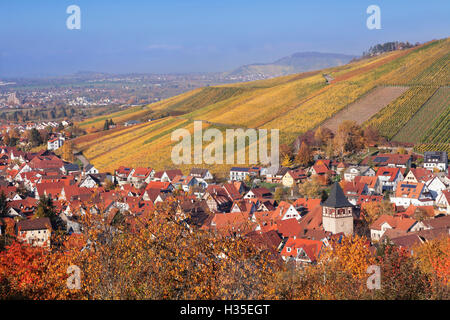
[64,163,79,171]
[322,182,353,208]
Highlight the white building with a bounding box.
[47,137,65,150]
[424,151,448,172]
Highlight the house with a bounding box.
[257,199,277,211]
[145,181,173,192]
[370,215,422,241]
[130,167,154,187]
[280,237,323,265]
[282,169,307,187]
[244,187,272,200]
[425,176,448,199]
[343,165,375,182]
[84,164,99,175]
[79,174,107,188]
[261,165,280,182]
[341,180,369,205]
[153,169,183,182]
[62,163,80,175]
[362,153,412,168]
[176,198,210,227]
[436,190,450,214]
[275,201,301,221]
[189,168,213,182]
[204,188,232,213]
[380,233,424,251]
[423,151,448,172]
[389,181,433,207]
[354,176,382,195]
[47,137,65,151]
[229,167,250,181]
[171,175,198,192]
[420,215,450,231]
[266,166,289,184]
[292,198,322,215]
[115,166,135,185]
[230,199,257,215]
[16,217,52,247]
[376,167,404,192]
[403,168,434,184]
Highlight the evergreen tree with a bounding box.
[29,128,43,147]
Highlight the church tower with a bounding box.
[322,182,354,235]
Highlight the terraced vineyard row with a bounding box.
[409,52,450,86]
[380,39,450,85]
[393,87,450,143]
[414,143,450,154]
[420,106,450,143]
[364,87,439,139]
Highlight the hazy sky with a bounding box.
[1,0,449,77]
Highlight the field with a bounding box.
[320,86,409,132]
[393,87,450,143]
[72,37,450,175]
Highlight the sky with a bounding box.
[0,0,449,77]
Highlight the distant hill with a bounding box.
[227,52,356,78]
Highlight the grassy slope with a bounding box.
[74,38,450,175]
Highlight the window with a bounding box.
[286,247,291,252]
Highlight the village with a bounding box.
[0,139,448,267]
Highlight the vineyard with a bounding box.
[414,143,450,154]
[420,105,450,144]
[393,87,450,143]
[364,87,439,139]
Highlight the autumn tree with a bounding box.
[35,195,65,232]
[363,125,381,146]
[61,140,75,162]
[274,187,286,202]
[334,121,365,156]
[69,200,277,299]
[0,241,80,299]
[279,144,293,160]
[281,154,293,167]
[414,237,450,294]
[295,141,312,167]
[314,126,334,147]
[361,200,395,225]
[298,175,322,198]
[373,243,432,299]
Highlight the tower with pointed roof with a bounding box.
[322,182,354,235]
